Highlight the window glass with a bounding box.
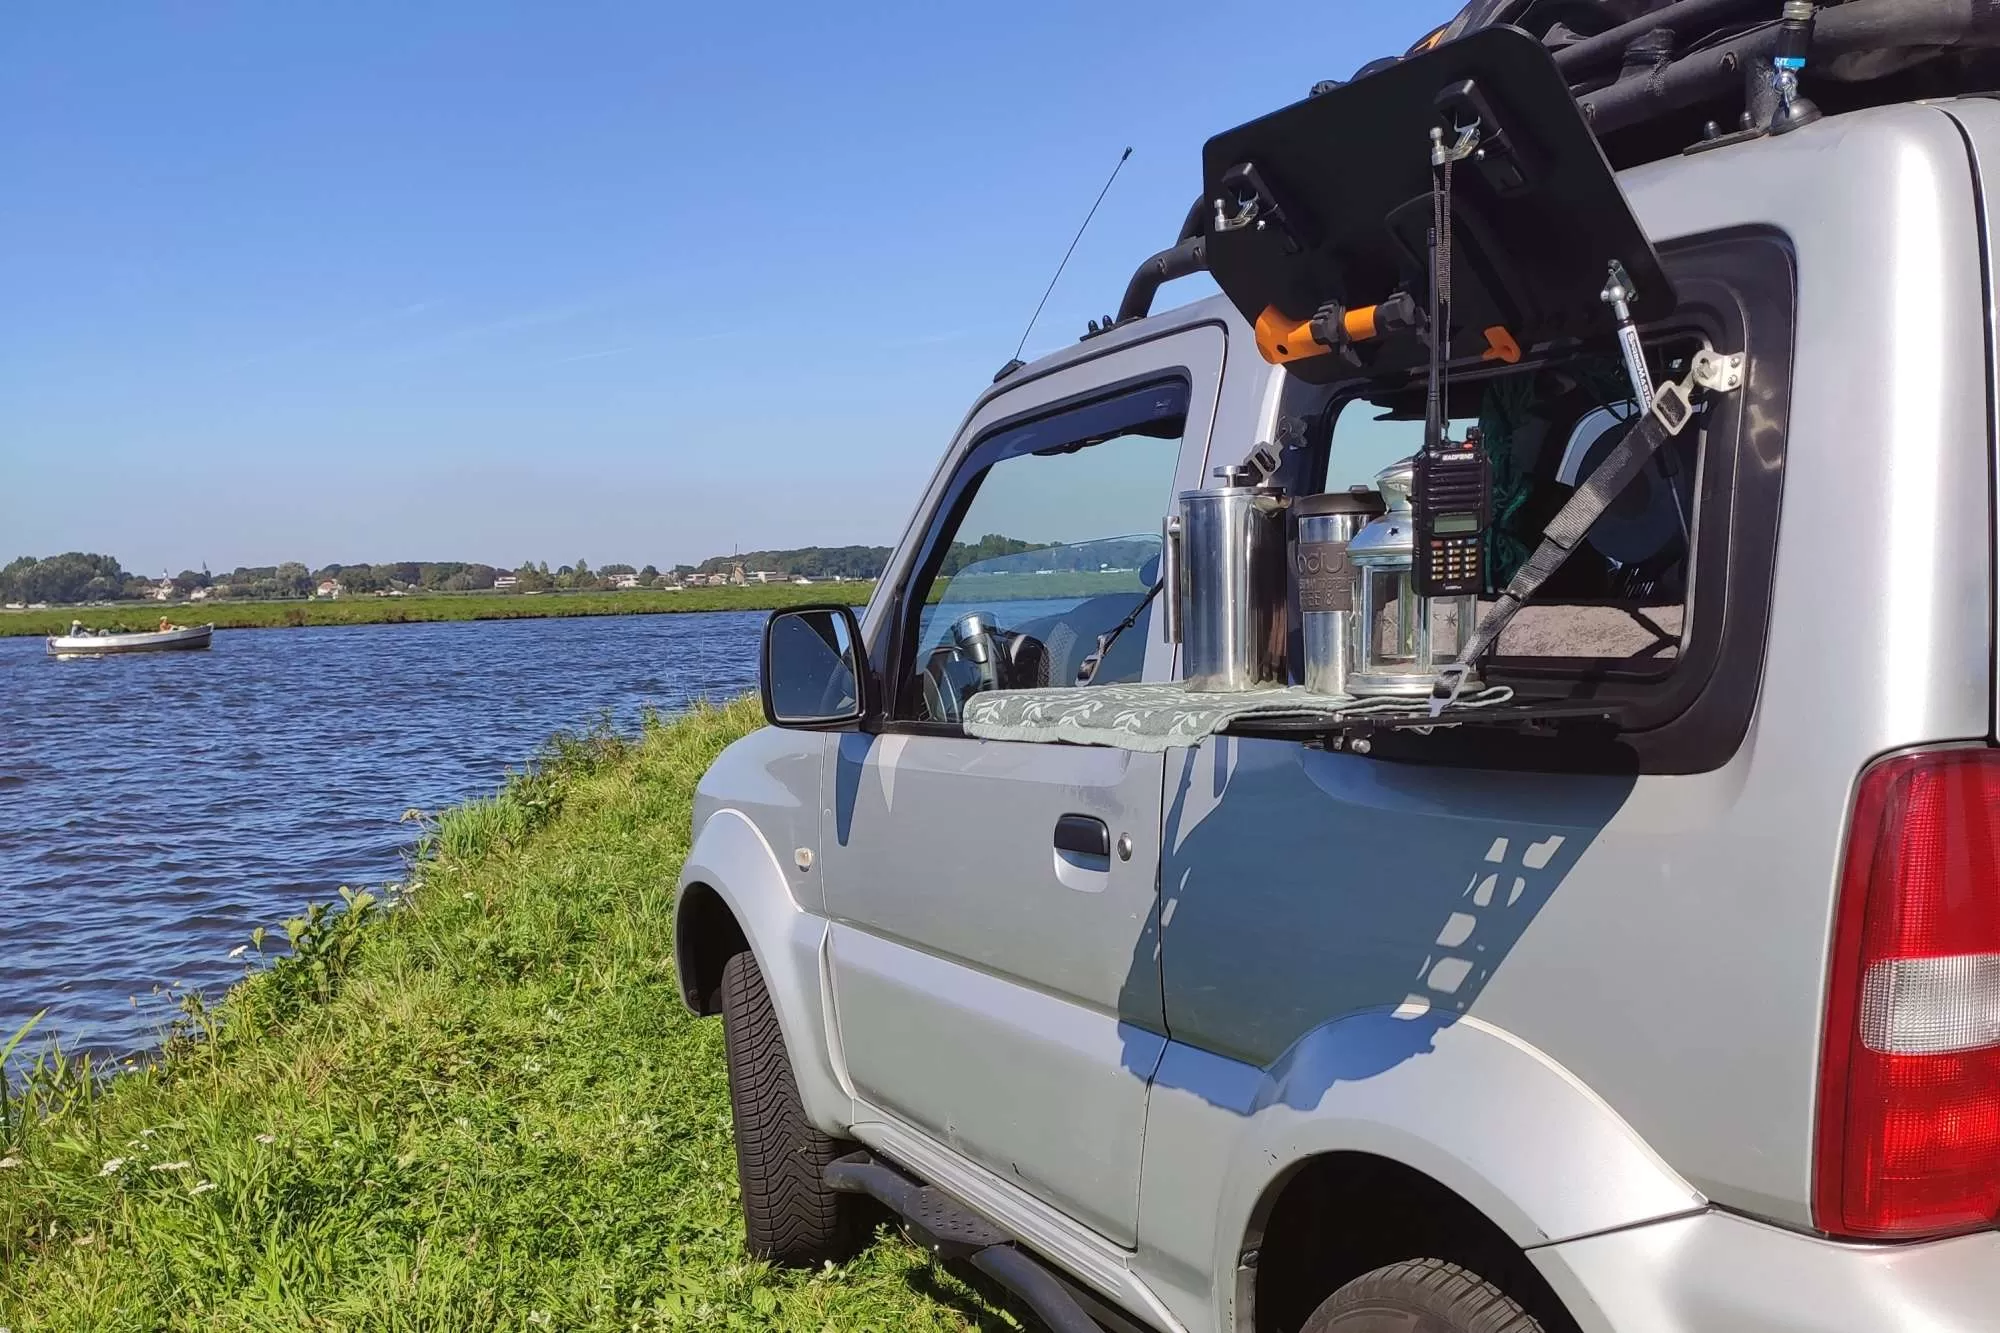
[1326,357,1689,664]
[905,426,1180,723]
[1327,406,1475,491]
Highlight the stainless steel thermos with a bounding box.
[1293,489,1386,697]
[1164,464,1290,692]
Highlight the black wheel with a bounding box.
[1302,1259,1546,1333]
[718,949,860,1265]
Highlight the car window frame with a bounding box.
[880,374,1193,731]
[1300,228,1795,775]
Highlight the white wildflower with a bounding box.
[189,1181,216,1196]
[0,1156,21,1170]
[139,1129,156,1138]
[255,1133,275,1145]
[71,1233,97,1247]
[150,1160,191,1172]
[97,1158,125,1176]
[527,1314,551,1328]
[461,892,476,901]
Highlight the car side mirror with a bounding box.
[760,605,870,729]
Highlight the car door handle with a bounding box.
[1054,814,1110,859]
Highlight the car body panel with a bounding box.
[1534,1210,2000,1333]
[677,802,853,1135]
[817,321,1229,1247]
[679,100,2000,1333]
[831,923,1167,1246]
[1937,96,2000,731]
[1139,1015,1704,1333]
[1470,102,1993,1230]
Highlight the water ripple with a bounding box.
[0,612,764,1058]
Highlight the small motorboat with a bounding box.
[46,618,214,656]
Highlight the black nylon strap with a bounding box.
[1454,405,1678,667]
[1076,579,1162,685]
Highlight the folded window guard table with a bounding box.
[959,681,1542,753]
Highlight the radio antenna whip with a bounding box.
[999,146,1133,378]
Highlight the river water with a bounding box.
[0,613,766,1062]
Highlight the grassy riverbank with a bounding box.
[0,584,875,638]
[0,700,1018,1331]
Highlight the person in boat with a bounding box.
[68,619,88,638]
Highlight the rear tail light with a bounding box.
[1816,748,2000,1239]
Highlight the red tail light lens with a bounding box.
[1816,748,2000,1239]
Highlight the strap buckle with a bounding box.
[1427,662,1478,719]
[1076,638,1110,686]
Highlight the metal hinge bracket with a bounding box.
[1650,345,1745,436]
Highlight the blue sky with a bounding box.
[1,1,1462,575]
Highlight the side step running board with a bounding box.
[824,1152,1105,1333]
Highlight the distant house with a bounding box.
[492,574,519,590]
[315,579,343,599]
[188,587,211,602]
[747,570,785,584]
[148,581,175,602]
[612,573,641,590]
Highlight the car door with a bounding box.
[821,325,1224,1246]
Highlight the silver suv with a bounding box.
[677,10,2000,1332]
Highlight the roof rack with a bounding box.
[1413,0,2000,162]
[1108,0,2000,331]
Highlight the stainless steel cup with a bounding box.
[1293,489,1384,697]
[1164,465,1290,692]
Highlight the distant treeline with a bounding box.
[4,537,1149,607]
[0,553,677,603]
[688,545,893,580]
[0,553,131,605]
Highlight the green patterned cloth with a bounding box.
[961,682,1357,752]
[962,681,1520,751]
[956,684,1360,748]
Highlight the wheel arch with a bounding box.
[1143,1014,1705,1332]
[675,879,749,1015]
[675,807,854,1135]
[1239,1150,1583,1333]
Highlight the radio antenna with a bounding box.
[997,146,1133,380]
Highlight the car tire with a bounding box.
[718,949,860,1265]
[1302,1258,1546,1333]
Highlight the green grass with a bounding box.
[0,700,1022,1331]
[0,585,874,638]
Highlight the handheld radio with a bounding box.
[1412,431,1492,596]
